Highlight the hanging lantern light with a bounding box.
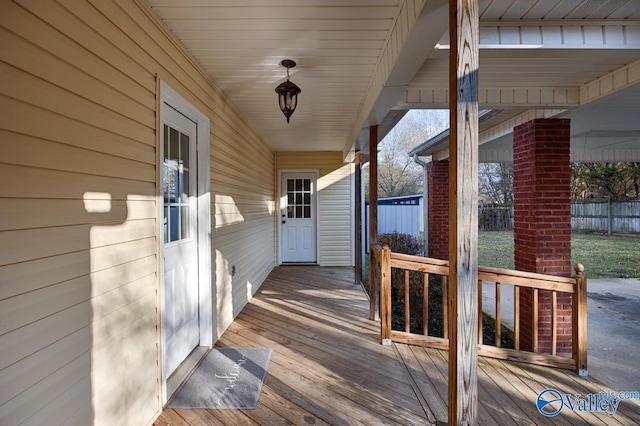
[275,59,301,123]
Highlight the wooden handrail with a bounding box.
[377,248,588,374]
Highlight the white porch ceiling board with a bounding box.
[151,6,399,20]
[145,0,639,156]
[146,0,406,153]
[170,30,389,41]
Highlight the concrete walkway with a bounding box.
[481,277,640,405]
[587,278,640,402]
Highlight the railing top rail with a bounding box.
[380,249,578,292]
[479,268,576,293]
[390,252,449,267]
[478,265,576,283]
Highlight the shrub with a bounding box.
[379,231,423,255]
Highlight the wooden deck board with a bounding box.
[155,266,639,426]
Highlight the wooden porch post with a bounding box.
[369,125,380,320]
[355,151,363,286]
[448,0,479,424]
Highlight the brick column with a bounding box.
[513,119,572,355]
[427,160,449,260]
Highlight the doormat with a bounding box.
[169,348,273,409]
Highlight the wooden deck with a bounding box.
[155,266,640,425]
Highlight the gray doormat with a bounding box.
[169,347,273,409]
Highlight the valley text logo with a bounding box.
[537,388,640,417]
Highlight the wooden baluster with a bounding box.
[573,264,588,376]
[495,282,501,348]
[514,286,520,351]
[442,275,448,339]
[533,288,539,353]
[423,273,429,336]
[478,279,483,345]
[380,244,392,344]
[551,291,557,356]
[405,270,410,333]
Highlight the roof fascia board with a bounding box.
[400,86,580,109]
[343,0,449,161]
[580,58,640,105]
[436,21,640,50]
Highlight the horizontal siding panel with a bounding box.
[0,164,155,200]
[211,127,273,163]
[0,251,90,300]
[0,347,92,426]
[0,198,156,232]
[90,295,157,373]
[0,325,91,407]
[0,30,154,143]
[0,274,155,371]
[89,238,157,275]
[0,226,97,267]
[0,222,155,267]
[3,130,155,183]
[212,163,273,194]
[0,55,154,141]
[0,102,155,164]
[0,256,156,335]
[94,0,219,111]
[20,377,92,426]
[89,218,156,247]
[0,1,155,111]
[90,272,156,324]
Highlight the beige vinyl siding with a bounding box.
[275,152,353,266]
[0,1,274,425]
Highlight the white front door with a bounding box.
[281,172,317,263]
[161,104,200,378]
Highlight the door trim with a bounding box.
[278,169,320,265]
[158,81,212,404]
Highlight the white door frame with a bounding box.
[158,81,212,403]
[278,169,320,264]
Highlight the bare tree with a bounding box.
[478,162,514,204]
[368,110,448,198]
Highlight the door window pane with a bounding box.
[163,123,192,243]
[286,177,313,219]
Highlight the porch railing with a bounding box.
[370,243,587,374]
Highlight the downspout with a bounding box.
[413,154,429,257]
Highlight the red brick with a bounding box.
[514,119,572,355]
[427,160,449,260]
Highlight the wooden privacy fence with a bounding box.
[370,244,588,374]
[572,198,640,234]
[479,199,640,233]
[479,204,513,230]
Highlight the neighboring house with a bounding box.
[1,1,639,425]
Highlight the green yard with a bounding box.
[478,231,640,278]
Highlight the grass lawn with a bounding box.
[478,231,640,278]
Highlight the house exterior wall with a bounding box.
[0,1,274,425]
[275,152,353,266]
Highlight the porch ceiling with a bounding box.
[145,0,640,160]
